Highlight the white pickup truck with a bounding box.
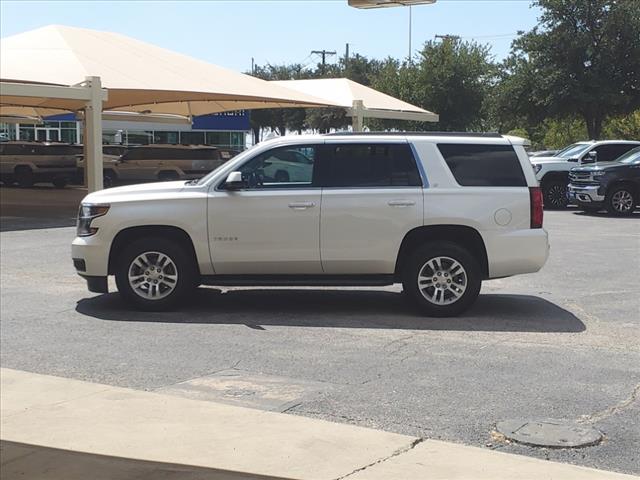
[72,133,549,317]
[530,140,640,208]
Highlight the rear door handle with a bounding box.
[388,200,415,207]
[288,202,315,210]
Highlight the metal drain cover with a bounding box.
[495,419,602,448]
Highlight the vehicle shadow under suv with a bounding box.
[76,289,586,333]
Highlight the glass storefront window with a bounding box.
[18,125,35,141]
[180,131,205,145]
[126,131,153,145]
[154,131,179,144]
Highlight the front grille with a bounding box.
[569,172,591,182]
[571,180,600,187]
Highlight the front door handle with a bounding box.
[288,201,316,210]
[388,200,415,207]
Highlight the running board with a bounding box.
[200,274,396,287]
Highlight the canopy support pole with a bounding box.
[84,76,104,192]
[351,100,364,132]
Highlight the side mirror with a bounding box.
[224,171,246,190]
[583,151,597,164]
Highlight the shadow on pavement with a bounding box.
[0,185,83,232]
[76,289,586,333]
[1,441,291,480]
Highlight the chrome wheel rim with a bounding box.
[612,190,633,213]
[128,251,178,300]
[417,256,467,306]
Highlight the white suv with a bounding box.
[72,133,549,317]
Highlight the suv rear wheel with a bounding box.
[115,237,197,311]
[402,242,482,317]
[542,180,568,209]
[606,185,636,216]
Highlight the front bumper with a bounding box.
[568,184,605,204]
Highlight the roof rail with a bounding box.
[324,131,503,138]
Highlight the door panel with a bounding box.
[320,188,423,273]
[208,189,322,274]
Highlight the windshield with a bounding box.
[555,143,592,158]
[195,143,261,185]
[617,147,640,164]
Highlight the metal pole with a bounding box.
[408,6,412,62]
[85,76,104,192]
[351,100,364,132]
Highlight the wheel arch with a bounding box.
[395,225,489,279]
[608,180,639,199]
[540,170,569,186]
[108,225,199,275]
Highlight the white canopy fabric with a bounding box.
[270,78,438,123]
[0,25,336,117]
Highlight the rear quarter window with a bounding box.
[437,143,527,187]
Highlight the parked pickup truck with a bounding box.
[530,140,640,209]
[72,133,549,317]
[569,146,640,216]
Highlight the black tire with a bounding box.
[52,176,68,189]
[14,166,34,188]
[605,185,637,216]
[103,170,117,188]
[542,180,568,209]
[274,170,290,183]
[115,237,198,311]
[401,241,482,317]
[158,171,179,182]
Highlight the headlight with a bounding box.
[533,164,542,174]
[592,171,606,177]
[77,204,110,237]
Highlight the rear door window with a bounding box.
[321,143,422,187]
[437,143,527,187]
[593,144,639,162]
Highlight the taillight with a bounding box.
[529,186,543,229]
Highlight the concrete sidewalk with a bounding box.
[1,368,636,480]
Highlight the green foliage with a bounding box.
[603,110,640,139]
[540,117,588,149]
[503,0,640,139]
[506,128,530,139]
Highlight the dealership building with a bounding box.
[0,110,249,150]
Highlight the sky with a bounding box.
[0,0,542,73]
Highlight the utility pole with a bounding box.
[345,43,350,65]
[251,57,255,75]
[311,49,336,74]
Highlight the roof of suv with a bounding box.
[131,144,219,150]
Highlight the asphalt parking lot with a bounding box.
[1,189,639,475]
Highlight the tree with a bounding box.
[248,63,311,142]
[603,110,640,139]
[507,0,640,139]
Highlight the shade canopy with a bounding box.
[0,25,335,117]
[271,78,438,123]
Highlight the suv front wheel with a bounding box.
[115,237,197,311]
[402,242,482,317]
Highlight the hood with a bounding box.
[571,161,626,172]
[530,156,572,164]
[82,180,188,204]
